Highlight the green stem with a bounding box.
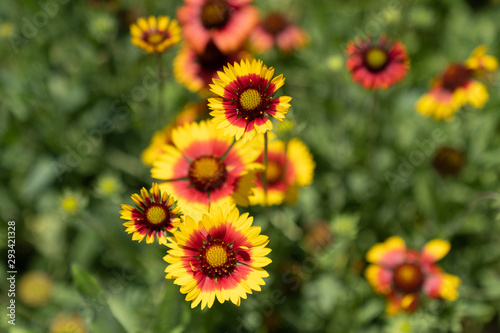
[263,132,268,207]
[366,91,378,165]
[221,140,236,161]
[157,53,165,127]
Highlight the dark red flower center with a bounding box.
[145,31,166,45]
[188,155,228,193]
[197,41,229,71]
[442,64,472,91]
[143,204,170,229]
[266,160,285,185]
[364,48,388,71]
[432,147,465,176]
[201,0,230,29]
[393,263,424,293]
[198,238,236,278]
[262,13,288,35]
[237,88,269,121]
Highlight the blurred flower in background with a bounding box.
[365,236,461,315]
[327,54,344,72]
[0,22,15,38]
[94,172,124,200]
[130,15,181,53]
[177,0,258,53]
[432,146,466,177]
[120,183,182,245]
[49,313,87,333]
[302,220,333,254]
[331,214,359,241]
[250,12,308,53]
[345,35,410,90]
[164,204,271,309]
[416,45,498,120]
[250,137,315,206]
[60,190,88,216]
[174,41,251,94]
[87,11,117,42]
[19,271,53,307]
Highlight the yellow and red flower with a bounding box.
[416,45,498,120]
[151,120,262,218]
[174,41,250,94]
[345,35,410,90]
[130,16,181,54]
[141,101,210,166]
[120,183,182,245]
[250,137,315,206]
[208,59,292,142]
[365,236,461,315]
[164,204,272,309]
[250,12,308,53]
[177,0,258,54]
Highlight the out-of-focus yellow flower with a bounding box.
[95,173,123,198]
[50,313,87,333]
[416,45,498,120]
[130,16,181,54]
[0,23,15,38]
[60,191,87,215]
[19,271,53,307]
[327,54,344,71]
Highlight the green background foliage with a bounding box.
[1,0,500,332]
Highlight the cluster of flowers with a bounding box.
[345,34,498,120]
[345,34,498,314]
[123,0,314,310]
[131,0,308,94]
[344,34,498,314]
[120,0,498,315]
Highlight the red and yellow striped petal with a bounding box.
[365,236,406,267]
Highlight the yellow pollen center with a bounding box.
[266,161,282,184]
[240,89,262,111]
[205,245,228,267]
[396,265,417,283]
[146,206,167,224]
[61,197,78,213]
[365,48,388,70]
[192,158,220,181]
[147,32,164,44]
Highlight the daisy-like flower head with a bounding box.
[250,12,308,53]
[130,15,181,54]
[141,101,210,166]
[174,41,250,94]
[164,204,272,309]
[120,183,182,245]
[345,35,410,90]
[177,0,258,54]
[365,236,461,315]
[151,120,262,218]
[416,45,498,120]
[208,59,292,142]
[250,136,314,206]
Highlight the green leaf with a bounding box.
[71,264,128,333]
[71,264,102,300]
